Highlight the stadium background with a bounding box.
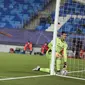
[0,0,85,85]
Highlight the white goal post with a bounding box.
[50,0,61,75]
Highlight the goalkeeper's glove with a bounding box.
[48,49,52,53]
[63,62,67,69]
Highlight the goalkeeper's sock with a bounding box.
[40,68,50,73]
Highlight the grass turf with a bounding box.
[0,52,85,85]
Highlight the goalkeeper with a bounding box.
[33,32,68,74]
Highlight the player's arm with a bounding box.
[0,31,12,37]
[48,40,53,52]
[48,40,53,49]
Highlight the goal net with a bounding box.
[49,0,85,80]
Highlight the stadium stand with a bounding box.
[0,0,51,29]
[36,0,85,33]
[58,18,85,33]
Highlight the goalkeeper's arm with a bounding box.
[48,40,53,49]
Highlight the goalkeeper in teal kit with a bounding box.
[33,32,68,74]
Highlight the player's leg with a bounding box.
[32,67,50,73]
[29,50,32,55]
[33,51,62,74]
[32,50,51,73]
[39,57,51,73]
[39,68,50,73]
[55,57,61,72]
[55,52,62,73]
[29,47,33,55]
[32,61,50,73]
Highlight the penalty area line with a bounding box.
[0,74,50,81]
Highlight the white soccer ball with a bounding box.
[61,69,68,76]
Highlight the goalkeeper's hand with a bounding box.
[63,62,67,69]
[56,52,62,58]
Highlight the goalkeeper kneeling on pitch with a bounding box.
[33,32,68,74]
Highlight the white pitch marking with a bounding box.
[0,70,85,81]
[0,74,50,81]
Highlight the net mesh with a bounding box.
[56,0,85,79]
[32,0,85,79]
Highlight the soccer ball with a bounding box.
[61,69,68,76]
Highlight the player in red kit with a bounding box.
[24,41,33,55]
[41,42,48,55]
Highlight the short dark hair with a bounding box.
[61,31,67,35]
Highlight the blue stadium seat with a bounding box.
[58,18,85,33]
[36,25,43,30]
[45,24,50,29]
[0,22,6,28]
[59,1,85,15]
[0,0,50,29]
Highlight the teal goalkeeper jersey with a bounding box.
[48,37,68,62]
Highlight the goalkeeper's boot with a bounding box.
[32,66,40,71]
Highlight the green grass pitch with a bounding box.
[0,52,85,85]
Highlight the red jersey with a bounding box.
[24,42,33,51]
[41,44,48,54]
